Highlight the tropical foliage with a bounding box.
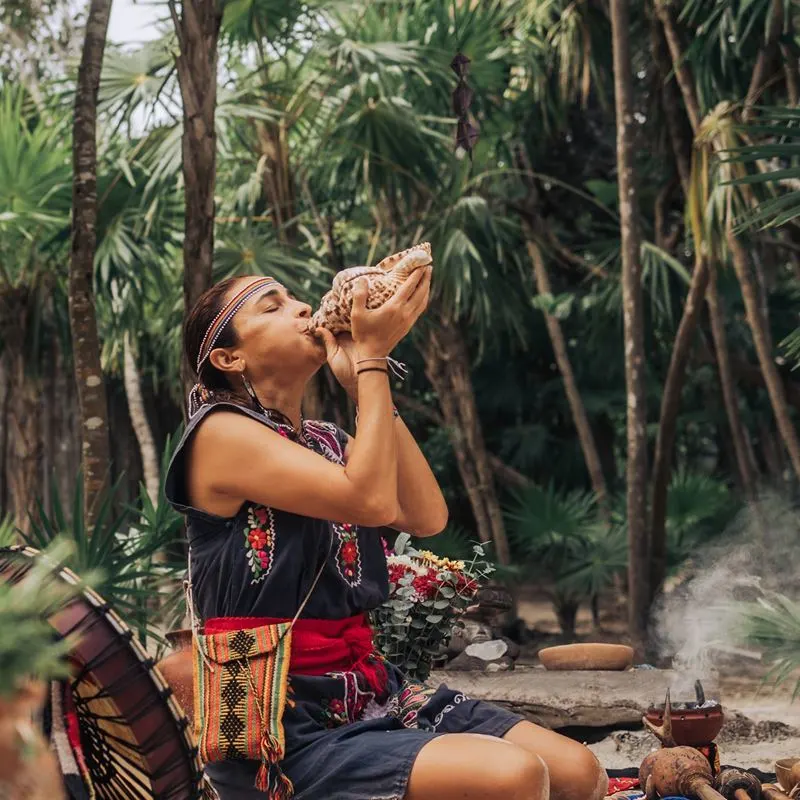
[0,540,97,694]
[1,0,800,660]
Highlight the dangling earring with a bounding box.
[242,374,263,412]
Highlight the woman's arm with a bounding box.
[188,375,397,527]
[343,419,448,537]
[187,273,427,526]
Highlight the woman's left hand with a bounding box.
[320,333,360,399]
[316,265,432,398]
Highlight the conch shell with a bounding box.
[309,242,433,334]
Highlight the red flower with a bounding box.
[387,564,406,587]
[412,574,437,599]
[254,508,268,525]
[456,574,478,595]
[248,530,268,550]
[328,699,346,715]
[340,540,358,564]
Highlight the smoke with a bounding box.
[649,493,800,700]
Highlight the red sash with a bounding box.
[204,613,388,698]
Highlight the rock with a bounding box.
[475,585,513,612]
[447,651,515,672]
[500,637,521,660]
[465,640,508,661]
[447,619,492,658]
[427,667,698,729]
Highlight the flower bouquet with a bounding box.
[371,533,495,681]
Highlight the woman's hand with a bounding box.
[320,333,359,398]
[317,266,432,394]
[351,266,432,358]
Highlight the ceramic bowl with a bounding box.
[775,757,800,791]
[538,643,634,671]
[644,704,724,746]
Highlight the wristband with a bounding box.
[354,406,400,425]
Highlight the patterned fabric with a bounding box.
[194,624,293,797]
[243,505,276,584]
[301,419,362,586]
[386,681,437,728]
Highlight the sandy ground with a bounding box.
[516,591,800,773]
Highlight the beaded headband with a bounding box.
[188,276,279,416]
[195,277,279,372]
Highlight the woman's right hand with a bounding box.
[350,266,432,358]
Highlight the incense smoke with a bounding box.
[650,493,800,700]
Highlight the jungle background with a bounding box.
[2,0,800,681]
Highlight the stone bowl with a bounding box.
[538,643,634,671]
[775,756,800,791]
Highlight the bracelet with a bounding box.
[354,406,400,425]
[354,356,409,381]
[356,367,390,376]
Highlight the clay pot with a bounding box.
[0,681,66,800]
[775,757,800,791]
[156,629,195,727]
[645,703,725,747]
[538,643,633,671]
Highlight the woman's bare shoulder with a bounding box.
[191,407,278,454]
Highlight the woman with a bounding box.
[165,268,607,800]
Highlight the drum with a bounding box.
[0,545,204,799]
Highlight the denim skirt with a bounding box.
[203,677,523,800]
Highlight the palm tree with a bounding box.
[168,0,224,396]
[71,0,113,530]
[272,0,524,563]
[0,89,71,531]
[647,0,789,597]
[610,0,650,652]
[525,233,609,512]
[691,102,800,483]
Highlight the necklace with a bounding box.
[262,407,309,446]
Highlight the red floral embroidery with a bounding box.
[388,682,437,729]
[319,697,348,729]
[302,421,363,588]
[243,504,275,584]
[341,540,358,564]
[333,521,361,587]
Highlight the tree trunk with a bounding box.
[122,333,160,505]
[70,0,113,531]
[654,1,701,131]
[421,318,511,565]
[525,237,609,511]
[706,263,758,499]
[782,42,800,106]
[392,393,533,490]
[650,19,693,191]
[555,595,579,638]
[727,233,800,480]
[0,357,9,515]
[169,0,223,402]
[649,255,709,598]
[648,8,713,602]
[2,348,40,535]
[258,119,297,245]
[744,0,785,118]
[611,0,650,654]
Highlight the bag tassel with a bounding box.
[255,731,294,799]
